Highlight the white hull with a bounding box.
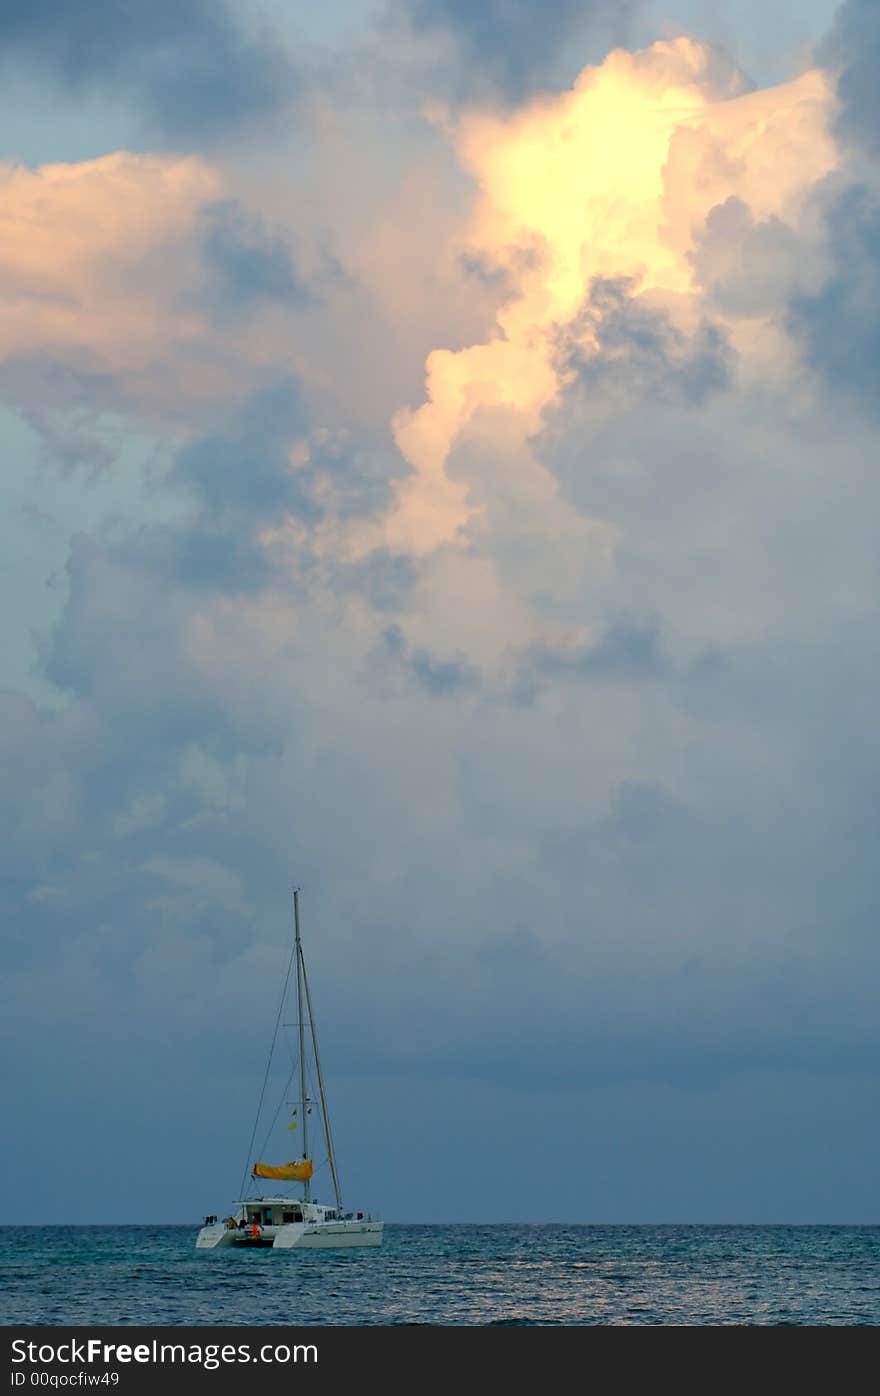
[196,1220,383,1250]
[274,1220,383,1249]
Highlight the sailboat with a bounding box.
[196,889,383,1250]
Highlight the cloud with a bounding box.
[171,380,313,528]
[359,42,833,561]
[0,0,297,144]
[7,14,880,1225]
[0,154,319,432]
[393,0,640,102]
[788,183,880,412]
[818,0,880,159]
[199,200,312,316]
[561,278,732,405]
[688,197,817,318]
[381,622,481,694]
[0,152,218,422]
[526,617,668,682]
[109,378,399,603]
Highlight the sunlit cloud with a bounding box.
[369,39,836,557]
[0,152,313,430]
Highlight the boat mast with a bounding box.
[293,887,310,1203]
[300,937,343,1212]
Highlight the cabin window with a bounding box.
[282,1211,295,1224]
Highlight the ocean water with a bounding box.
[3,1225,879,1326]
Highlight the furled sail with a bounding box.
[252,1159,314,1182]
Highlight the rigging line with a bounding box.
[254,1019,317,1163]
[253,992,319,1164]
[238,936,297,1201]
[256,1065,297,1162]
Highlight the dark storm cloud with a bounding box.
[381,623,480,694]
[529,618,667,682]
[0,355,120,422]
[689,197,804,319]
[171,380,398,546]
[125,524,275,595]
[394,0,639,101]
[199,201,312,316]
[409,648,479,695]
[0,0,295,142]
[819,0,880,159]
[561,278,732,405]
[171,379,314,527]
[340,553,418,613]
[789,184,880,411]
[41,533,226,727]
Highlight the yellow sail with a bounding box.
[252,1159,314,1182]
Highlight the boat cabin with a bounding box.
[216,1195,353,1231]
[243,1201,305,1226]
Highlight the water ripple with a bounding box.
[2,1225,879,1325]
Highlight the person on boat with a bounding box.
[251,1222,260,1238]
[225,1217,236,1230]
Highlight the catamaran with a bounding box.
[196,888,383,1250]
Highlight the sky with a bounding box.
[2,0,879,1226]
